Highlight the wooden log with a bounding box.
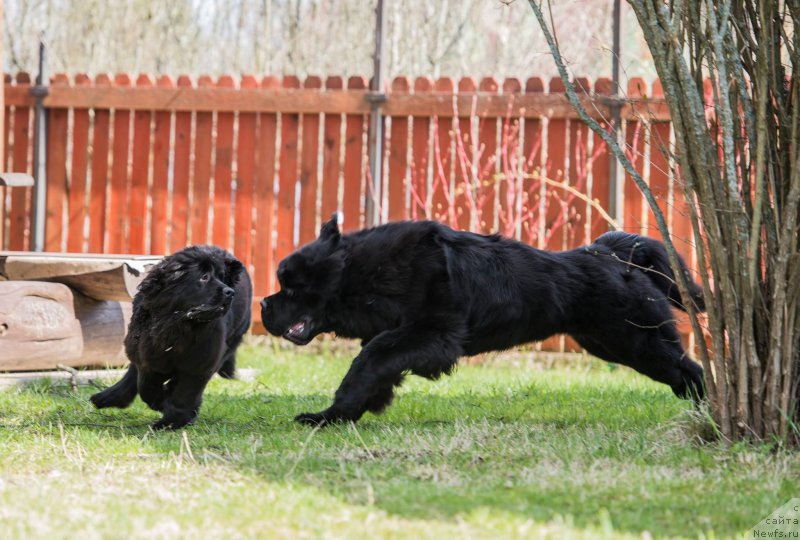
[0,281,130,371]
[72,291,131,367]
[0,252,160,301]
[0,281,83,370]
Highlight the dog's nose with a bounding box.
[223,287,234,298]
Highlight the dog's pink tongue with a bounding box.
[289,321,305,335]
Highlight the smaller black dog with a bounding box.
[90,245,252,429]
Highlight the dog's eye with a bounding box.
[200,273,210,282]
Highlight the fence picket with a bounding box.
[410,77,432,221]
[591,78,613,242]
[150,75,173,255]
[321,76,343,220]
[522,77,544,247]
[191,75,214,246]
[129,74,153,254]
[623,77,647,235]
[235,75,258,268]
[66,74,91,252]
[342,76,367,232]
[170,75,193,252]
[388,76,410,222]
[88,74,111,253]
[477,77,499,233]
[212,75,235,249]
[568,77,591,248]
[9,72,32,250]
[253,75,280,298]
[276,75,300,263]
[454,77,475,230]
[432,77,454,224]
[108,73,132,253]
[44,74,70,252]
[299,76,322,246]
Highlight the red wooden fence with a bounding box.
[1,73,695,347]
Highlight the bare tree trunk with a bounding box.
[527,0,799,443]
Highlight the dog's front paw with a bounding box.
[294,409,353,427]
[90,389,123,409]
[151,415,195,431]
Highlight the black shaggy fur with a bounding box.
[90,245,252,429]
[261,215,707,427]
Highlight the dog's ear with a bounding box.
[224,254,245,283]
[319,212,342,243]
[136,264,165,307]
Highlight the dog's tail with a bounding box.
[593,231,705,312]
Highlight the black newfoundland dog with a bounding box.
[261,215,706,427]
[91,245,252,429]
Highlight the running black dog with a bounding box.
[91,245,252,429]
[261,216,706,426]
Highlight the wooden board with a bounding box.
[0,252,160,301]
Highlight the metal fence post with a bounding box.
[608,0,623,228]
[366,0,387,228]
[30,40,49,252]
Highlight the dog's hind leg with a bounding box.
[574,322,705,402]
[216,350,237,379]
[90,364,139,409]
[295,323,463,426]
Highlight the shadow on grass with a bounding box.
[1,379,772,539]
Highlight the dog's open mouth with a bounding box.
[283,318,312,345]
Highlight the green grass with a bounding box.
[0,340,797,539]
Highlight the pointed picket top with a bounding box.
[391,76,410,92]
[627,77,647,98]
[413,76,433,93]
[176,74,193,88]
[51,73,70,86]
[73,73,91,87]
[261,75,280,90]
[135,73,154,88]
[479,77,498,93]
[95,73,112,86]
[525,77,544,93]
[502,78,522,94]
[347,75,367,90]
[240,74,258,89]
[548,76,565,93]
[197,74,214,88]
[325,75,343,90]
[282,75,300,89]
[217,74,235,88]
[594,77,613,96]
[16,72,31,84]
[113,73,132,87]
[457,77,476,92]
[3,73,11,84]
[652,78,664,97]
[573,77,591,95]
[156,75,174,88]
[304,75,322,89]
[434,77,455,93]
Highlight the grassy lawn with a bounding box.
[0,340,796,539]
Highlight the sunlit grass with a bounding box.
[0,340,796,539]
